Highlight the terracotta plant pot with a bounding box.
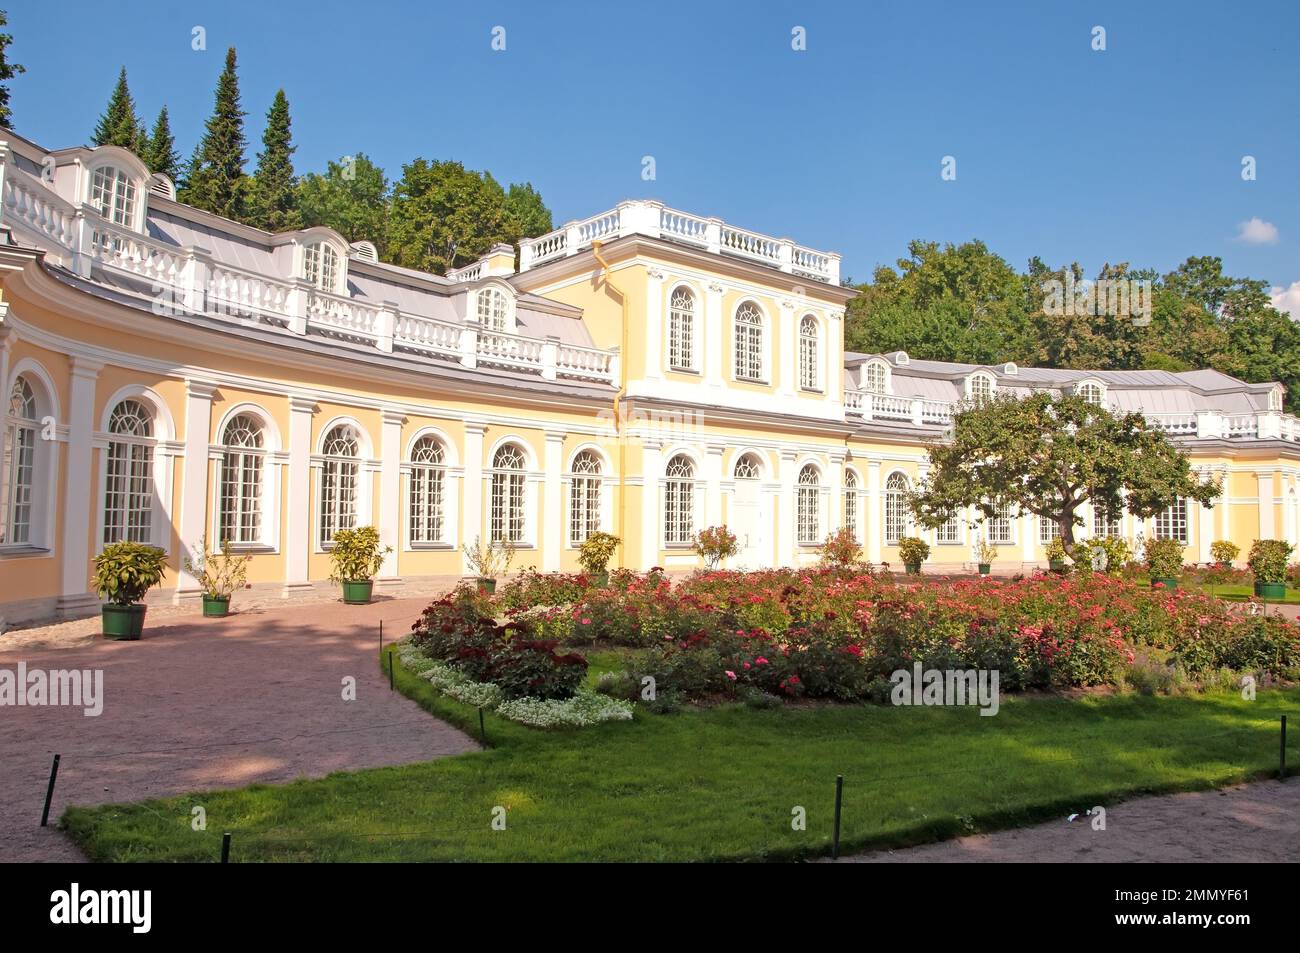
[341,580,374,604]
[101,604,146,640]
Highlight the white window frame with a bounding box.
[211,405,282,553]
[936,511,962,545]
[663,453,697,547]
[1,375,44,549]
[1154,497,1189,544]
[489,442,529,544]
[567,449,605,546]
[1038,515,1061,544]
[667,284,697,372]
[733,300,766,383]
[94,387,175,554]
[476,286,515,334]
[884,471,911,545]
[88,164,139,229]
[798,315,821,392]
[1076,380,1105,405]
[303,240,343,293]
[407,434,449,547]
[862,359,889,395]
[986,503,1015,546]
[796,463,821,545]
[843,467,860,540]
[967,372,996,402]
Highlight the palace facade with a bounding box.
[3,130,1300,625]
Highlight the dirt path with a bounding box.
[844,777,1300,862]
[0,597,476,863]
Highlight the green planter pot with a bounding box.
[102,604,146,640]
[341,580,374,605]
[978,563,991,575]
[904,562,922,576]
[1151,577,1179,591]
[1254,581,1286,600]
[476,577,497,595]
[202,595,230,617]
[1048,558,1067,574]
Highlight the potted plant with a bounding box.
[1210,539,1240,570]
[1045,536,1069,574]
[1143,537,1185,590]
[462,534,517,594]
[1247,539,1293,600]
[328,526,391,604]
[975,539,997,575]
[898,536,930,575]
[577,531,621,586]
[93,541,168,640]
[692,526,739,570]
[184,536,253,617]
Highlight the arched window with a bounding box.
[664,454,696,545]
[797,464,820,545]
[1269,388,1283,412]
[1,377,38,545]
[668,286,695,370]
[490,443,527,543]
[104,399,156,544]
[319,424,360,546]
[1077,382,1103,405]
[968,373,995,403]
[219,414,265,545]
[90,166,137,228]
[569,450,602,545]
[734,454,762,480]
[409,435,447,545]
[863,360,888,394]
[303,241,341,292]
[798,316,820,391]
[884,472,910,545]
[843,469,859,539]
[734,301,764,382]
[477,287,510,333]
[1154,497,1188,544]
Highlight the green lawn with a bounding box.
[62,647,1298,862]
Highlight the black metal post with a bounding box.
[221,832,231,863]
[40,754,60,827]
[478,707,487,745]
[832,774,844,860]
[1282,715,1288,779]
[389,648,395,690]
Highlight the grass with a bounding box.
[61,644,1300,862]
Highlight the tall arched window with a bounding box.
[477,287,510,333]
[863,360,888,394]
[884,472,910,545]
[734,301,764,381]
[734,454,762,480]
[798,316,820,391]
[319,424,360,546]
[569,450,602,545]
[1,377,38,545]
[303,241,341,292]
[90,166,137,228]
[797,464,820,545]
[668,287,695,371]
[490,443,527,543]
[664,454,696,545]
[104,399,156,544]
[409,435,447,545]
[219,414,265,544]
[843,469,859,540]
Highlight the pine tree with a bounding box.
[179,47,248,220]
[0,9,25,128]
[92,67,145,152]
[142,106,180,180]
[249,89,299,231]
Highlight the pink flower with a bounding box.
[581,618,591,625]
[755,656,769,665]
[725,670,737,680]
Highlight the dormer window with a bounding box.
[303,241,341,293]
[1269,388,1283,412]
[967,372,996,403]
[1076,381,1105,405]
[89,166,137,229]
[476,286,513,333]
[863,359,889,394]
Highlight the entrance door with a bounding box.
[731,478,766,568]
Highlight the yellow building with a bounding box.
[2,132,1299,624]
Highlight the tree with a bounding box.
[910,392,1219,560]
[180,47,248,220]
[0,9,23,128]
[92,67,145,152]
[503,182,553,243]
[297,154,389,251]
[142,107,180,180]
[387,159,508,274]
[248,89,299,231]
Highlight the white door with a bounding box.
[731,480,766,568]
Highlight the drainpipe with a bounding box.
[591,240,629,568]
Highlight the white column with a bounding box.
[777,449,797,566]
[1258,470,1276,539]
[461,421,487,573]
[281,396,316,596]
[644,269,664,383]
[543,430,564,572]
[828,452,845,533]
[777,299,796,399]
[57,356,104,616]
[1021,509,1035,565]
[376,409,404,585]
[1218,467,1231,551]
[639,439,663,569]
[866,460,883,564]
[174,380,217,602]
[705,282,724,391]
[704,443,725,529]
[1197,468,1214,564]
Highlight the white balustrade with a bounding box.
[393,313,463,358]
[2,170,77,251]
[305,290,380,343]
[206,264,293,323]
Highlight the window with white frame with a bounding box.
[219,414,265,545]
[1093,504,1121,538]
[569,450,602,545]
[863,360,888,394]
[968,373,995,403]
[1038,516,1061,544]
[319,424,360,546]
[490,443,527,543]
[936,512,962,545]
[668,287,696,371]
[734,301,764,381]
[408,435,447,545]
[798,315,820,391]
[987,503,1014,545]
[664,454,696,545]
[303,241,341,293]
[90,166,137,228]
[1154,498,1188,543]
[1270,388,1283,412]
[103,399,156,545]
[477,287,510,333]
[843,469,859,539]
[797,465,820,545]
[1,377,38,546]
[734,454,762,480]
[1077,382,1104,405]
[884,472,910,545]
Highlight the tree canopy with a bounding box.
[297,154,390,252]
[248,89,299,232]
[0,9,22,128]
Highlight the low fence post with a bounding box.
[832,774,844,860]
[40,754,61,827]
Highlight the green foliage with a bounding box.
[248,89,299,232]
[0,9,24,127]
[1143,537,1186,579]
[1045,536,1068,562]
[183,535,252,599]
[462,534,516,579]
[297,153,389,249]
[93,541,167,606]
[503,182,553,243]
[976,539,999,563]
[142,107,180,180]
[818,527,863,568]
[1210,540,1240,566]
[180,47,248,220]
[1247,539,1293,584]
[897,536,930,567]
[577,532,620,575]
[327,525,390,583]
[92,67,145,152]
[388,159,508,274]
[1079,536,1132,575]
[692,525,738,568]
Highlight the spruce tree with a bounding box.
[92,67,145,152]
[142,106,180,180]
[0,9,25,128]
[180,47,248,219]
[249,89,299,231]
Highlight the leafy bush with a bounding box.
[495,691,633,728]
[489,639,588,700]
[1079,536,1131,575]
[495,569,593,611]
[1247,539,1293,584]
[1143,537,1186,579]
[94,541,167,606]
[577,532,621,575]
[462,534,516,579]
[818,527,862,569]
[1044,536,1068,562]
[328,526,390,582]
[1210,540,1240,566]
[897,536,930,567]
[976,540,998,564]
[693,526,738,569]
[184,535,251,599]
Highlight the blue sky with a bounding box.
[7,0,1299,305]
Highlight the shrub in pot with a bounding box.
[462,534,517,594]
[184,536,252,617]
[1143,536,1185,590]
[1247,539,1293,600]
[328,526,391,604]
[818,527,863,570]
[1045,536,1068,573]
[975,540,997,575]
[578,531,621,586]
[898,536,930,575]
[1210,539,1240,569]
[692,525,738,569]
[94,541,167,639]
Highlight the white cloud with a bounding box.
[1270,281,1300,318]
[1236,217,1280,244]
